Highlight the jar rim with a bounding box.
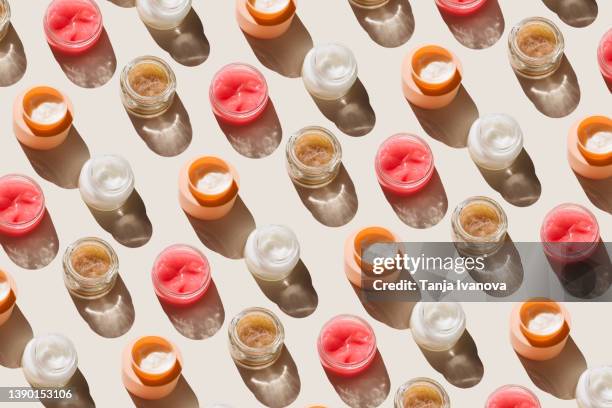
[452,196,508,243]
[152,244,212,299]
[317,314,377,370]
[121,55,177,105]
[539,203,600,258]
[229,307,285,355]
[509,17,565,66]
[209,63,269,119]
[394,377,450,408]
[63,237,119,285]
[419,302,466,334]
[85,155,135,196]
[485,385,541,407]
[286,126,343,175]
[476,113,524,154]
[254,225,300,266]
[43,0,103,48]
[375,133,435,190]
[0,174,46,229]
[309,43,358,84]
[33,334,78,375]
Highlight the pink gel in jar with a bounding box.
[152,244,212,306]
[485,385,541,408]
[598,28,612,83]
[375,134,435,195]
[0,175,46,237]
[434,0,488,15]
[44,0,103,55]
[317,315,377,377]
[209,63,269,125]
[540,203,600,263]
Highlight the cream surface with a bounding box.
[410,302,466,352]
[302,44,358,100]
[251,0,290,12]
[136,0,191,30]
[139,350,177,374]
[30,101,67,125]
[79,155,135,211]
[419,60,456,84]
[244,225,300,281]
[22,334,77,388]
[196,171,233,195]
[576,367,612,408]
[468,114,524,170]
[527,312,564,335]
[585,131,612,154]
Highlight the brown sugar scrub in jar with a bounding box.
[128,62,170,97]
[394,378,450,408]
[508,17,564,78]
[294,132,335,167]
[451,196,508,256]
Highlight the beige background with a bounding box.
[0,0,611,407]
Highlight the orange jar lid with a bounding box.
[577,115,612,166]
[246,0,296,26]
[188,157,239,207]
[22,86,72,136]
[411,45,462,96]
[519,300,569,347]
[131,336,182,387]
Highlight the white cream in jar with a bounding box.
[196,171,233,195]
[244,225,300,281]
[22,334,78,388]
[576,366,612,408]
[527,311,564,335]
[585,131,612,154]
[410,302,466,352]
[30,101,67,125]
[302,43,358,101]
[251,0,290,13]
[138,349,177,374]
[79,155,135,212]
[468,114,524,171]
[136,0,192,30]
[419,60,456,84]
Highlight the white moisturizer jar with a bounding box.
[410,302,466,352]
[136,0,192,30]
[244,225,300,281]
[576,366,612,408]
[302,43,358,101]
[468,114,524,171]
[22,334,78,388]
[79,155,135,211]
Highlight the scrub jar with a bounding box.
[485,385,541,408]
[44,0,103,55]
[344,226,400,288]
[0,0,11,43]
[510,300,571,361]
[375,134,435,195]
[13,86,74,150]
[79,155,135,212]
[394,378,450,408]
[599,29,612,83]
[540,203,600,263]
[22,334,78,388]
[317,315,377,377]
[302,43,358,101]
[568,115,612,180]
[434,0,487,15]
[0,269,17,327]
[451,196,508,257]
[410,302,466,352]
[152,244,212,306]
[349,0,390,8]
[136,0,192,30]
[0,174,46,237]
[576,366,612,408]
[209,63,269,125]
[236,0,296,40]
[120,56,177,118]
[508,17,564,79]
[468,114,524,171]
[228,307,285,370]
[179,156,240,221]
[244,225,300,282]
[63,237,119,299]
[402,45,462,109]
[286,126,342,188]
[122,336,182,400]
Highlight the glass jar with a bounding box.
[120,56,177,118]
[286,126,342,188]
[485,385,541,408]
[244,225,300,282]
[43,0,103,54]
[228,307,285,369]
[0,0,11,42]
[394,378,450,408]
[22,334,78,388]
[78,155,135,211]
[410,302,466,352]
[0,174,46,237]
[467,114,524,171]
[451,196,508,257]
[348,0,390,8]
[63,237,119,299]
[508,17,564,79]
[302,43,358,100]
[576,366,612,408]
[435,0,488,15]
[136,0,192,30]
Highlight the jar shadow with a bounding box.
[381,169,448,229]
[107,0,135,7]
[127,95,192,157]
[145,8,210,67]
[128,375,199,408]
[546,241,612,300]
[437,0,505,50]
[236,346,301,408]
[541,0,598,28]
[466,236,524,297]
[0,24,27,87]
[418,331,484,388]
[51,29,117,89]
[158,281,225,340]
[514,55,580,118]
[38,368,95,408]
[349,0,415,48]
[517,336,587,400]
[351,280,419,330]
[252,260,318,318]
[184,196,256,259]
[19,127,90,190]
[0,306,33,368]
[323,350,390,408]
[86,190,153,248]
[0,212,59,270]
[69,275,135,338]
[573,172,612,215]
[409,86,479,148]
[216,100,282,159]
[475,149,541,207]
[242,16,313,78]
[310,78,376,137]
[291,164,358,228]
